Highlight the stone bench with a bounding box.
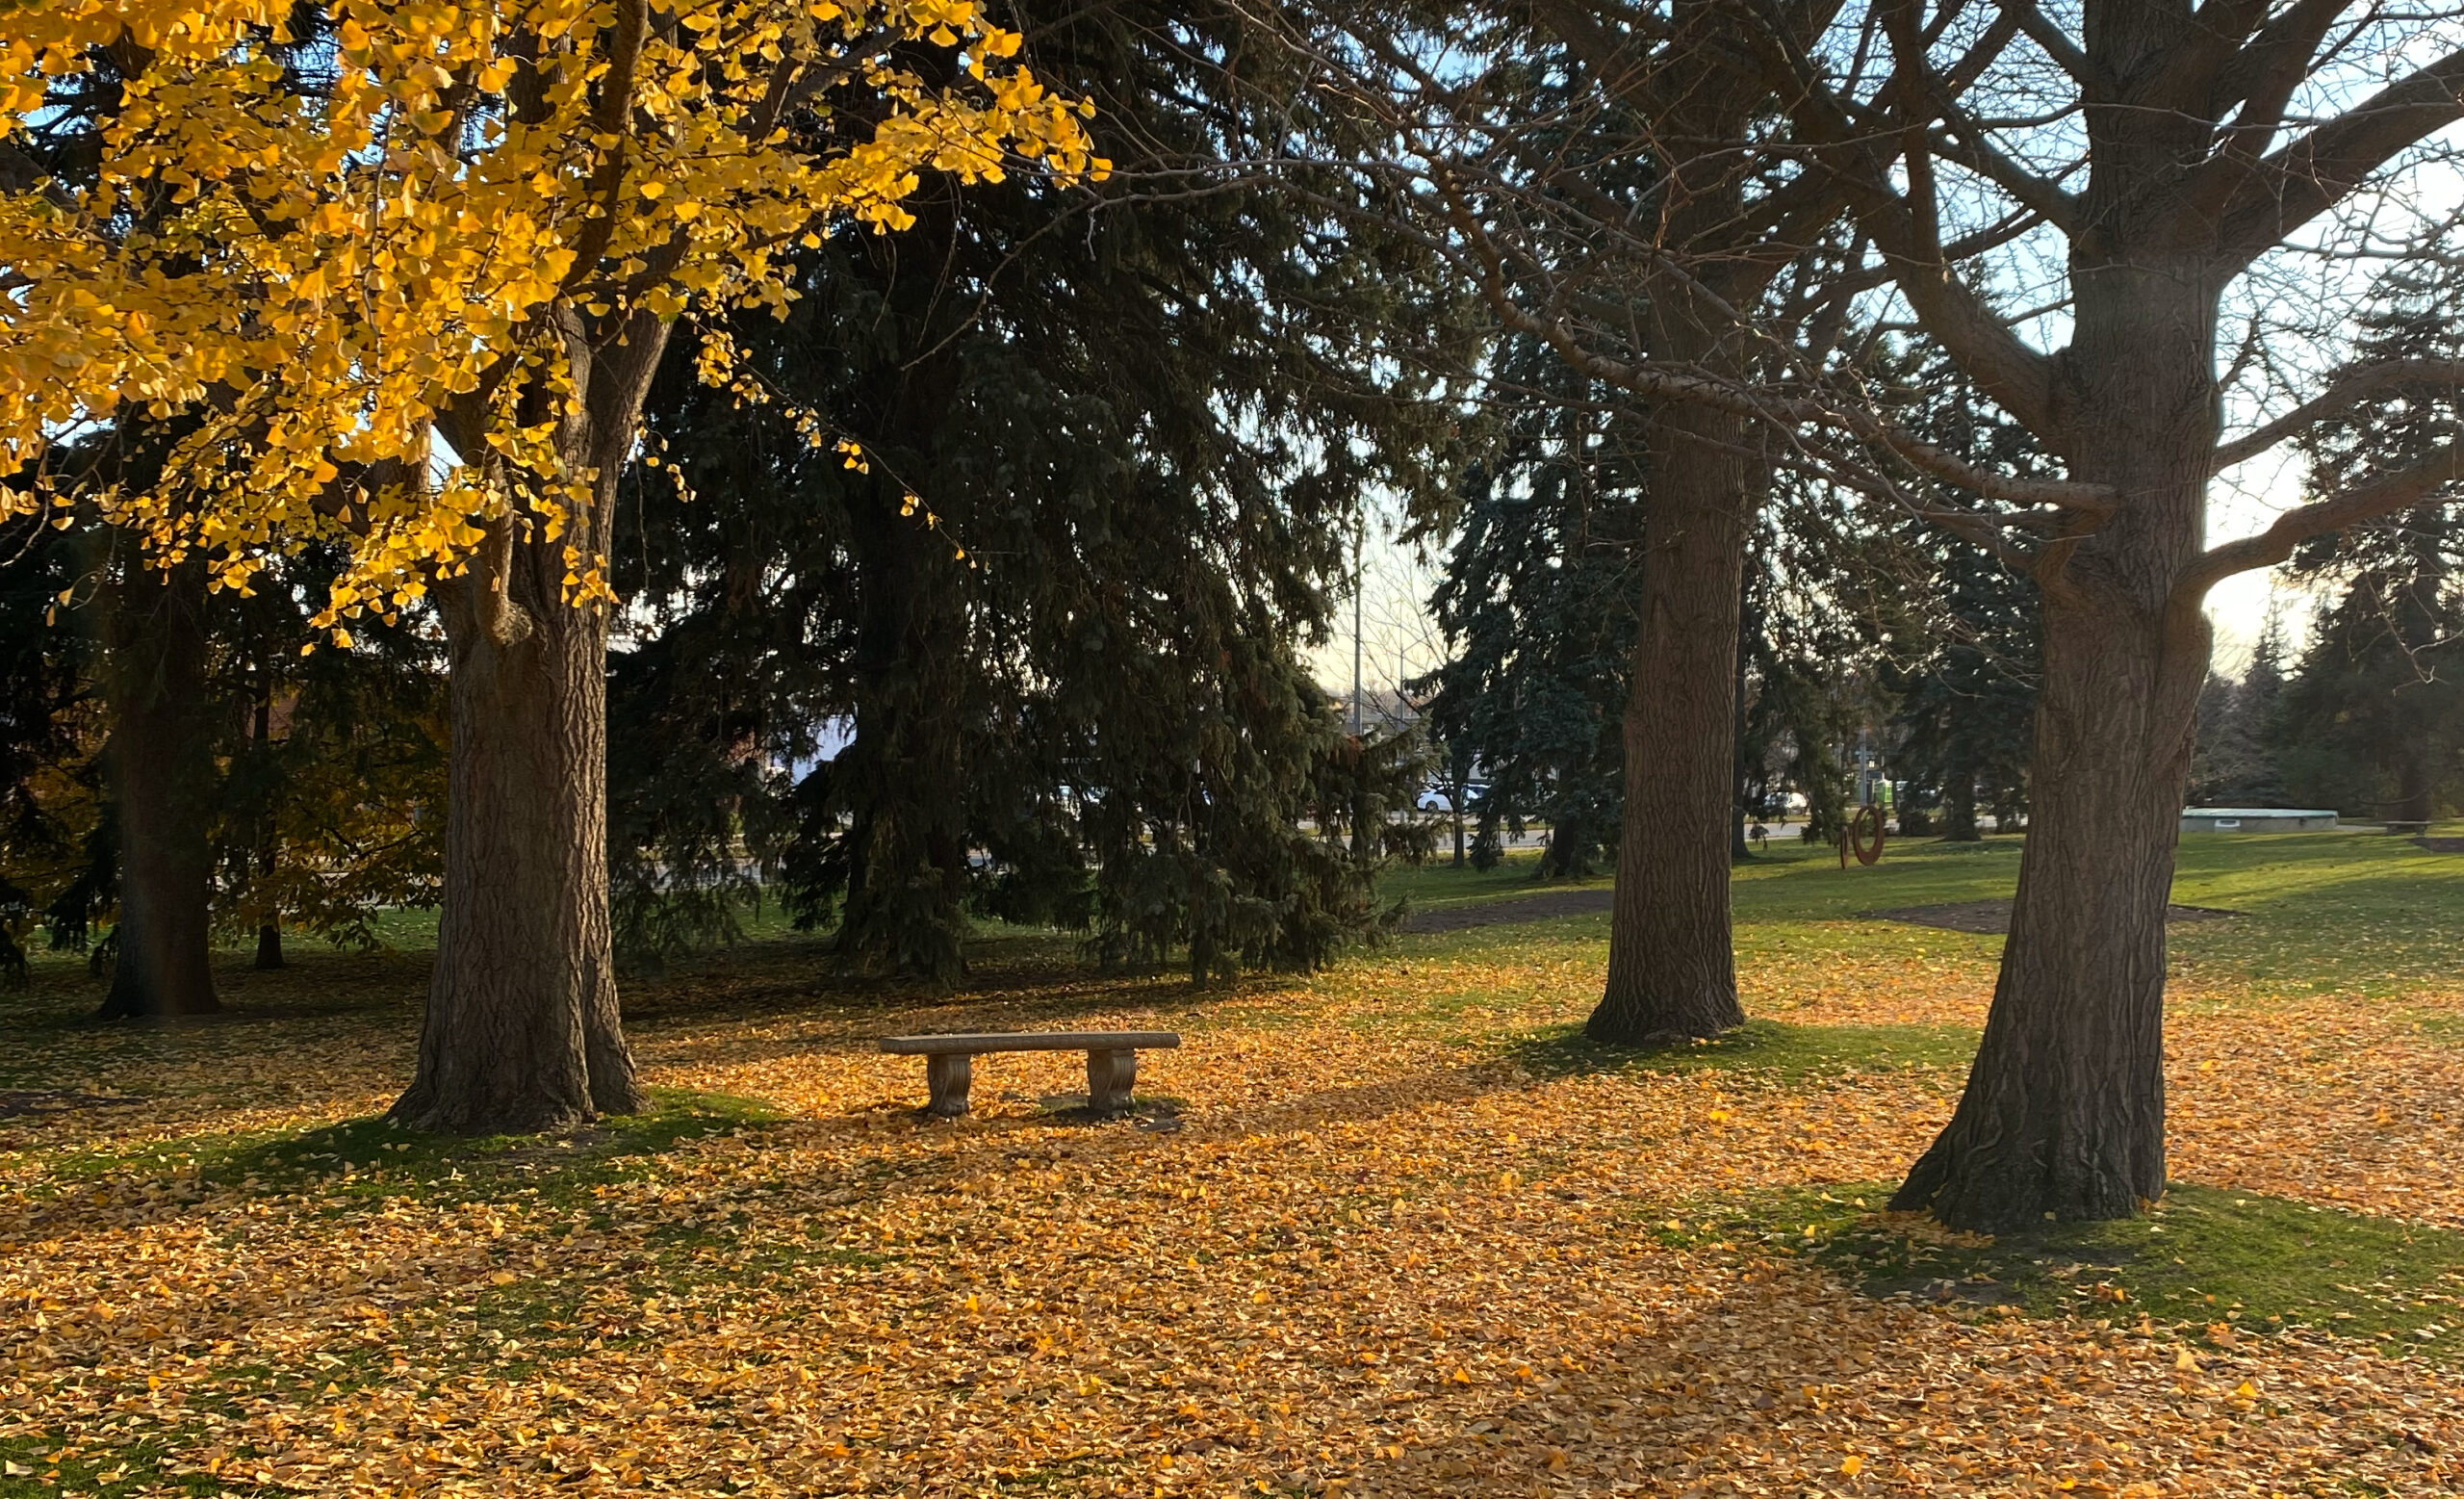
[878,1031,1181,1118]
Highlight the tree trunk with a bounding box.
[829,301,971,985]
[1894,258,2217,1228]
[1450,751,1469,866]
[2392,736,2434,824]
[1589,395,1752,1042]
[1731,609,1755,864]
[1892,594,2203,1226]
[251,690,284,969]
[1584,14,1760,1046]
[834,484,972,984]
[393,316,664,1133]
[392,514,641,1131]
[1940,758,1981,842]
[100,559,219,1021]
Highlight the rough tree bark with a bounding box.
[1939,764,1981,842]
[1893,230,2222,1225]
[392,315,663,1133]
[1528,0,1826,1045]
[1590,382,1754,1041]
[1584,104,1759,1040]
[250,686,284,970]
[100,557,220,1020]
[834,484,973,985]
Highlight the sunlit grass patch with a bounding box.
[1505,1017,1979,1081]
[0,1433,246,1499]
[1665,1182,2464,1363]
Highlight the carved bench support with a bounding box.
[925,1052,973,1118]
[1087,1048,1137,1115]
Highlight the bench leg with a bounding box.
[1087,1048,1136,1114]
[925,1053,973,1118]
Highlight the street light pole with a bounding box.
[1350,520,1364,738]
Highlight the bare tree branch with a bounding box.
[1993,0,2093,88]
[2213,359,2464,471]
[2180,432,2464,601]
[2215,46,2464,265]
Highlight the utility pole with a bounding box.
[1350,518,1364,737]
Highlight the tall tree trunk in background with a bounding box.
[393,317,662,1133]
[250,686,284,969]
[2392,735,2434,825]
[100,558,220,1020]
[1939,766,1981,841]
[1730,597,1756,864]
[836,480,972,984]
[1893,257,2218,1229]
[1590,384,1753,1041]
[1558,0,1782,1045]
[829,291,972,985]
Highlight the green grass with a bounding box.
[1385,828,2464,998]
[1377,845,1608,912]
[0,1434,245,1499]
[1507,1018,1978,1082]
[1667,1182,2464,1362]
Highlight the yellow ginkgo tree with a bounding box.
[0,0,1100,1130]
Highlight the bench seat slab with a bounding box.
[881,1031,1180,1055]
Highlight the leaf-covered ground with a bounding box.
[4,829,2463,1497]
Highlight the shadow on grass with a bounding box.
[1505,1018,1980,1083]
[30,1087,783,1221]
[1664,1181,2464,1364]
[0,1090,883,1499]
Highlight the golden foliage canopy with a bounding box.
[0,0,1099,627]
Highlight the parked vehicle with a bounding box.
[1416,783,1488,814]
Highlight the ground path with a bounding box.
[1400,888,1614,933]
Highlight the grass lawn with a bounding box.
[3,828,2462,1496]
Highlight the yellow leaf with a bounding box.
[1840,1455,1863,1476]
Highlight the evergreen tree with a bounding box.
[1739,492,1893,850]
[612,0,1461,983]
[2278,259,2464,820]
[2191,607,2291,807]
[1876,350,2046,840]
[1424,350,1892,873]
[1424,354,1646,880]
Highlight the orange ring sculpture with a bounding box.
[1843,803,1886,866]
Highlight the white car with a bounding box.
[1416,784,1487,814]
